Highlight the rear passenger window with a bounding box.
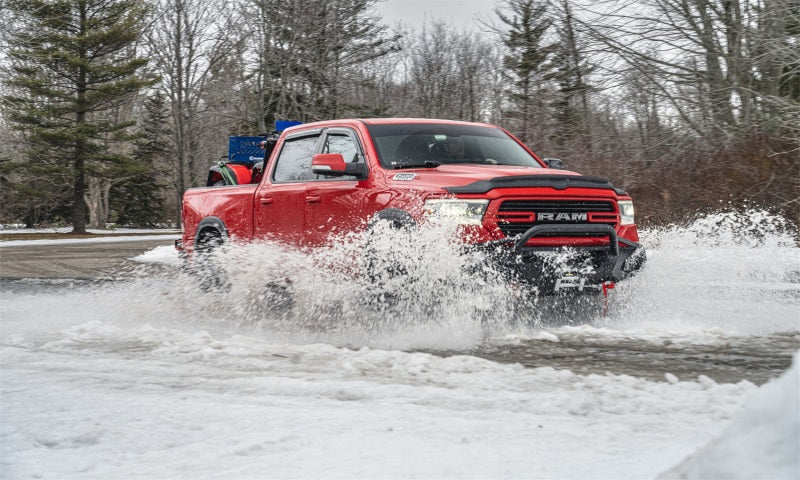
[272,135,319,183]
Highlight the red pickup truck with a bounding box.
[178,118,644,293]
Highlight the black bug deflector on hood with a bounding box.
[445,174,628,196]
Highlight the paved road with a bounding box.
[437,330,800,386]
[0,238,177,279]
[2,237,797,386]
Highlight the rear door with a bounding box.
[253,130,322,244]
[304,128,370,245]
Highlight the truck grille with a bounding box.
[497,200,616,237]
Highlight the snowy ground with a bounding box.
[0,226,179,235]
[0,227,180,248]
[1,211,799,479]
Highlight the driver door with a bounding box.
[304,128,370,246]
[253,131,321,244]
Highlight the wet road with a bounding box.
[2,237,798,386]
[0,238,176,279]
[439,331,800,386]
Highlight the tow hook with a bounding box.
[602,281,616,317]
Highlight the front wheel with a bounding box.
[359,215,419,310]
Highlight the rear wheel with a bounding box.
[194,230,230,292]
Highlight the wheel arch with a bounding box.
[194,216,229,248]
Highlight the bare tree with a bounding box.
[243,0,397,128]
[397,21,502,121]
[147,0,239,224]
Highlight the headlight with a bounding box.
[618,200,635,225]
[423,199,489,225]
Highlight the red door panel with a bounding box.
[254,183,306,243]
[305,182,368,245]
[253,132,321,244]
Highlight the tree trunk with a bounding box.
[72,1,89,234]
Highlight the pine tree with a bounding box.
[547,0,594,153]
[2,0,155,232]
[496,0,557,144]
[111,93,170,227]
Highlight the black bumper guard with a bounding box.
[474,224,645,290]
[513,224,620,256]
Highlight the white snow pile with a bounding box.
[1,312,793,480]
[0,234,181,248]
[0,226,180,248]
[128,245,181,266]
[659,352,800,480]
[0,226,178,235]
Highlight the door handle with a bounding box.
[306,195,321,203]
[259,197,274,205]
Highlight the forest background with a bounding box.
[0,0,798,233]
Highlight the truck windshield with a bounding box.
[365,123,543,170]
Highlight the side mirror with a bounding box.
[312,153,367,178]
[543,158,565,169]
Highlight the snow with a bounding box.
[0,234,181,248]
[0,226,178,235]
[659,353,800,479]
[0,226,180,247]
[0,319,765,479]
[129,245,181,266]
[1,211,799,479]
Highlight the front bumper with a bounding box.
[475,224,646,293]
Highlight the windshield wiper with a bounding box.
[394,160,442,169]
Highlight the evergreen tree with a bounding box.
[547,0,594,153]
[111,93,170,227]
[2,0,155,232]
[496,0,556,144]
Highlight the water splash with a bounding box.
[606,209,800,335]
[2,209,798,350]
[183,222,519,349]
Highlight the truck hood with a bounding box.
[386,164,580,189]
[385,164,626,195]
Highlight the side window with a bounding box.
[321,132,363,181]
[272,135,319,183]
[323,134,359,161]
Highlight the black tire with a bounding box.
[194,230,230,292]
[360,214,417,310]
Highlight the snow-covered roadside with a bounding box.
[128,245,181,266]
[0,234,181,248]
[659,353,799,479]
[0,319,777,480]
[0,226,179,235]
[0,226,180,248]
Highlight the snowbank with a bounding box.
[659,352,800,479]
[0,226,178,235]
[0,234,180,247]
[129,245,181,266]
[0,318,760,480]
